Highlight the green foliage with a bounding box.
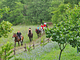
[9,2,24,25]
[49,0,63,14]
[1,2,24,25]
[0,7,13,60]
[64,0,80,5]
[0,21,13,38]
[0,0,53,25]
[13,57,25,60]
[0,7,10,18]
[46,3,80,60]
[51,3,68,24]
[0,0,79,25]
[0,7,13,38]
[26,0,52,24]
[0,42,13,60]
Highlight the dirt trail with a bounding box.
[14,32,45,49]
[12,24,53,55]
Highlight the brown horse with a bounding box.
[12,33,24,46]
[28,31,33,42]
[35,29,41,38]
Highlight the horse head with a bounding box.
[12,33,17,38]
[35,29,38,32]
[36,29,40,34]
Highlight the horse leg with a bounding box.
[18,41,20,46]
[15,41,16,47]
[40,33,41,36]
[38,34,39,38]
[30,38,31,42]
[29,38,31,42]
[21,40,23,46]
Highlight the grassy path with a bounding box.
[13,32,46,54]
[0,24,53,56]
[0,25,38,49]
[12,25,53,54]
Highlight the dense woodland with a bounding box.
[0,0,79,25]
[0,0,53,25]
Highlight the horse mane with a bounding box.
[13,33,17,35]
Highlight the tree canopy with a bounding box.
[0,7,13,38]
[0,0,52,25]
[45,2,80,60]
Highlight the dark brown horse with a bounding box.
[12,33,24,46]
[28,31,33,42]
[35,29,41,38]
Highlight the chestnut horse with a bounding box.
[12,33,24,46]
[28,31,33,42]
[35,29,41,38]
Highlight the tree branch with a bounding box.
[62,43,67,50]
[58,43,61,50]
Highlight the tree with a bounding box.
[64,0,80,4]
[1,1,24,25]
[0,7,13,38]
[26,0,52,24]
[0,0,54,25]
[8,2,24,25]
[0,0,26,25]
[45,3,80,60]
[0,7,13,60]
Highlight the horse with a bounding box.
[35,29,41,38]
[12,33,24,46]
[28,31,33,42]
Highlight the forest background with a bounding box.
[0,0,79,25]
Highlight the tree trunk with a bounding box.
[58,43,67,60]
[0,57,1,60]
[59,50,63,60]
[40,19,42,23]
[35,20,37,24]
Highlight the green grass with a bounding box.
[1,25,80,60]
[12,42,80,60]
[36,44,80,60]
[0,25,39,49]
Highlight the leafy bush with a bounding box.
[0,42,13,60]
[0,21,13,38]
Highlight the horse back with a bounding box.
[28,33,33,38]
